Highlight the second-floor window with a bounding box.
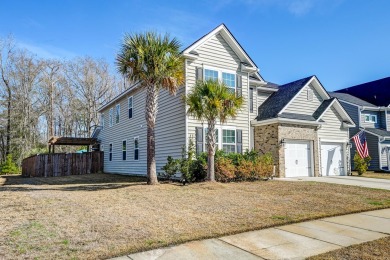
[115,104,120,124]
[101,113,104,129]
[109,143,113,161]
[365,114,377,123]
[204,68,236,93]
[128,96,133,119]
[134,137,139,160]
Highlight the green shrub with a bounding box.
[190,152,207,181]
[215,157,235,182]
[1,154,20,175]
[161,156,180,180]
[353,152,371,175]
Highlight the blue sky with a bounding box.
[0,0,389,90]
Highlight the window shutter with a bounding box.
[236,75,242,97]
[196,127,203,155]
[129,108,133,118]
[236,130,242,154]
[196,67,203,81]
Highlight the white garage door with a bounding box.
[285,141,312,177]
[321,142,345,176]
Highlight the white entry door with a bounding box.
[321,142,345,176]
[285,141,312,177]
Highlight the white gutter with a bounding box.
[251,117,323,127]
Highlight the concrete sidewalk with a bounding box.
[280,176,390,190]
[112,208,390,260]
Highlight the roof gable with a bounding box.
[182,23,264,82]
[314,98,355,126]
[257,76,313,121]
[336,77,390,107]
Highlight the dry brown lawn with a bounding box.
[308,236,390,260]
[1,174,390,260]
[351,171,390,180]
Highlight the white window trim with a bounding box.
[128,96,133,119]
[134,136,139,161]
[109,108,113,127]
[203,66,236,90]
[364,114,377,123]
[122,139,127,161]
[109,143,113,161]
[115,104,120,124]
[222,128,237,153]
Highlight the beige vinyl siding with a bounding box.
[155,87,186,173]
[284,84,323,115]
[98,86,186,175]
[186,33,250,152]
[99,88,147,175]
[250,90,271,119]
[318,106,349,141]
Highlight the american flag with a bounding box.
[352,131,369,158]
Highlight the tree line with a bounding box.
[0,36,125,165]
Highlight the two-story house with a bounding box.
[331,92,390,171]
[96,24,355,178]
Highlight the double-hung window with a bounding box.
[134,137,139,160]
[204,69,218,81]
[115,104,120,124]
[222,129,236,153]
[100,113,104,129]
[122,140,127,160]
[128,96,133,119]
[109,108,113,127]
[109,143,113,161]
[222,72,235,93]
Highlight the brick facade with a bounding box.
[254,123,320,177]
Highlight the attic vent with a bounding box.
[307,89,313,101]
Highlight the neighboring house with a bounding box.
[331,92,390,171]
[96,24,355,178]
[336,77,390,107]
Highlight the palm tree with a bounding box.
[185,79,243,181]
[116,32,184,185]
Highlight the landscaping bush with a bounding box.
[1,154,20,175]
[235,159,254,180]
[160,156,179,180]
[215,157,235,182]
[353,152,371,175]
[163,147,275,183]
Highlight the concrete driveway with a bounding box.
[280,176,390,190]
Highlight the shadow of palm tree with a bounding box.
[0,173,148,192]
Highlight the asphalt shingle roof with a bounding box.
[279,113,317,121]
[335,77,390,107]
[312,98,335,120]
[365,128,390,138]
[329,92,376,107]
[256,76,313,121]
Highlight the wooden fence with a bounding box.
[22,152,104,177]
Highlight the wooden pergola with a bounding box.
[48,137,98,153]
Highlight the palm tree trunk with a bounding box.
[207,120,216,181]
[145,84,159,185]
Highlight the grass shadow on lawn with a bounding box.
[0,173,148,192]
